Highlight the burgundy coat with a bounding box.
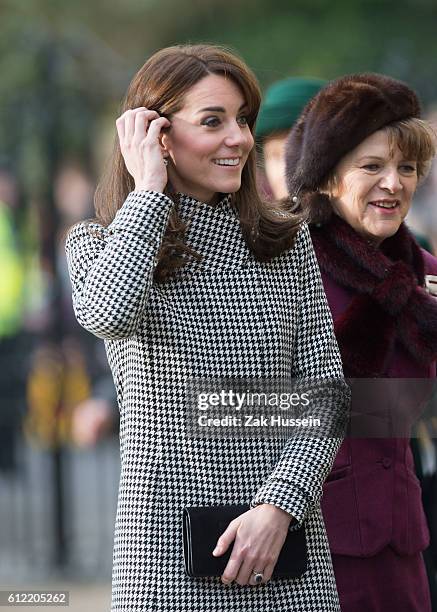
[321,248,437,558]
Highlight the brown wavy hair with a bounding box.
[94,44,304,281]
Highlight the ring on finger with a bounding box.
[252,570,264,584]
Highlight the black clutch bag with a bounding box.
[182,504,307,578]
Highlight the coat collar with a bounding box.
[310,215,437,376]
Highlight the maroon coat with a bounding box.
[321,249,437,558]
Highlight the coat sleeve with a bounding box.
[65,190,174,340]
[251,223,348,524]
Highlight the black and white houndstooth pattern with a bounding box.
[66,190,343,612]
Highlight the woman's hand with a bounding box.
[116,107,171,193]
[213,504,293,586]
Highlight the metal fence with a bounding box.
[0,430,119,584]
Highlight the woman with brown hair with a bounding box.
[66,44,345,611]
[286,73,437,611]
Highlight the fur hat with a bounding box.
[285,73,421,223]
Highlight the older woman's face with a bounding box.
[330,130,418,245]
[161,74,254,204]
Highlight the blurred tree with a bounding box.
[1,0,437,186]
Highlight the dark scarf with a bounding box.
[310,215,437,377]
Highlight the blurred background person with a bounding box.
[54,162,119,449]
[24,161,119,451]
[0,165,30,473]
[256,77,326,199]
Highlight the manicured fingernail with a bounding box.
[213,546,220,556]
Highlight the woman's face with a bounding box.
[263,132,289,199]
[330,129,418,245]
[161,74,254,203]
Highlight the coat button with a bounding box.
[381,457,392,469]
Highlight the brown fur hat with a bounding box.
[285,73,421,223]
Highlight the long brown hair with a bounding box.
[94,44,304,281]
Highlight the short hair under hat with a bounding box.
[285,73,421,222]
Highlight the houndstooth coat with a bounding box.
[66,190,344,612]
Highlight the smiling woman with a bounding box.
[160,74,254,203]
[94,45,303,282]
[64,44,347,612]
[286,73,437,612]
[327,129,418,244]
[322,118,435,245]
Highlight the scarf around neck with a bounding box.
[310,215,437,377]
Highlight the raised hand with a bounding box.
[116,107,171,193]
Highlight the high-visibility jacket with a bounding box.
[0,201,24,337]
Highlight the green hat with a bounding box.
[256,77,326,139]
